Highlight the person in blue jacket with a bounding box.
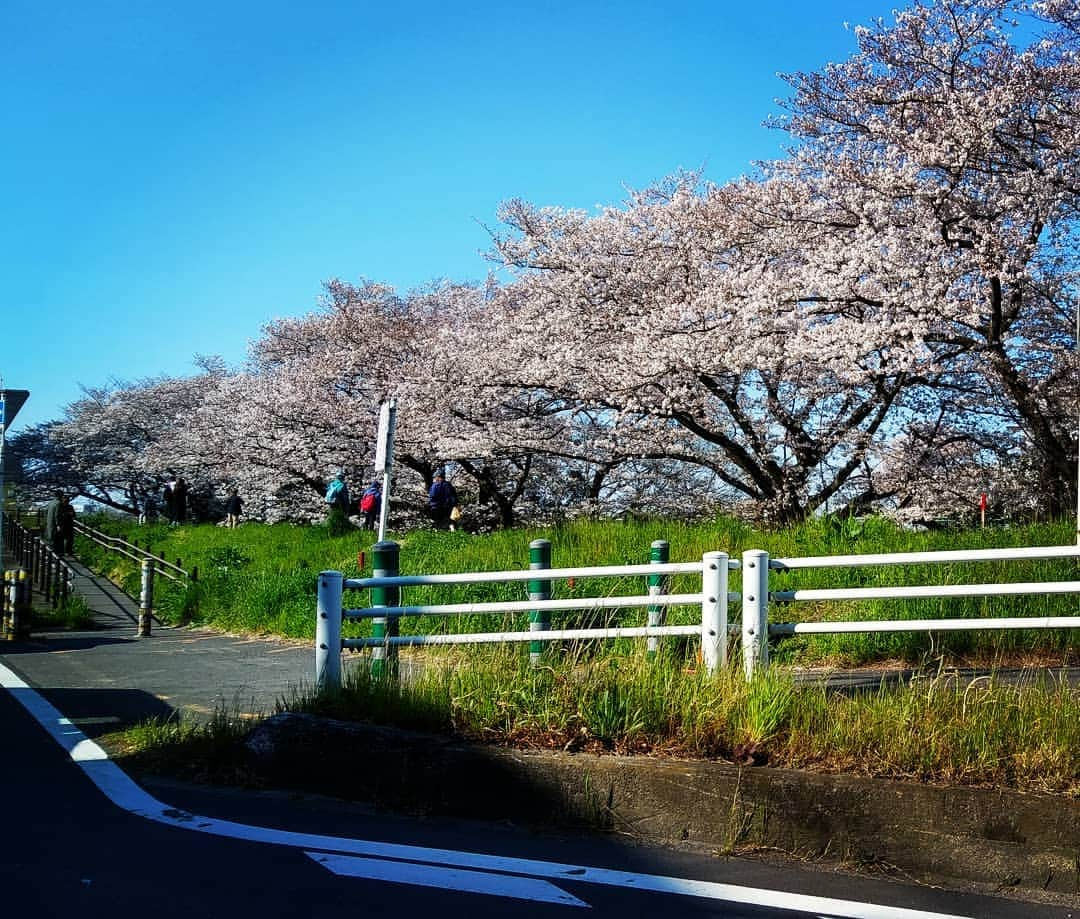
[426,470,458,530]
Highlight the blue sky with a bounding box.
[1,0,901,433]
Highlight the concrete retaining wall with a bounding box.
[245,713,1080,897]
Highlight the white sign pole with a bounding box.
[375,399,397,542]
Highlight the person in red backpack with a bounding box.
[359,480,381,531]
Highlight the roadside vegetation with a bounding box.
[79,514,1080,794]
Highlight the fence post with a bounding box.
[2,570,11,638]
[528,538,552,668]
[371,540,400,679]
[741,549,770,679]
[8,569,30,640]
[316,570,343,691]
[647,540,670,658]
[701,551,728,673]
[48,552,58,607]
[138,559,154,637]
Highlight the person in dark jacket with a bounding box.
[426,471,458,530]
[225,488,242,528]
[172,478,189,524]
[44,492,64,552]
[58,496,76,554]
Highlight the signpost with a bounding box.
[374,399,397,542]
[0,389,30,575]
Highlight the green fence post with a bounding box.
[647,539,670,658]
[371,540,400,679]
[528,538,552,668]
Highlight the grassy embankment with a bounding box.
[79,514,1080,793]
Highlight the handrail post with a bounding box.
[2,570,11,638]
[371,540,400,679]
[316,570,343,691]
[138,559,154,637]
[701,552,728,674]
[9,569,29,639]
[48,552,58,607]
[528,538,552,668]
[647,540,670,658]
[741,549,770,679]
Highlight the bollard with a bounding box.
[647,540,670,657]
[371,540,400,679]
[316,570,343,691]
[8,569,30,640]
[528,538,552,668]
[741,550,770,679]
[138,559,154,637]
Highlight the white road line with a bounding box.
[306,851,589,907]
[0,661,974,919]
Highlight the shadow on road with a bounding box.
[33,686,177,738]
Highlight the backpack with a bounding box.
[325,479,346,506]
[360,489,378,513]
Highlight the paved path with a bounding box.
[0,556,316,737]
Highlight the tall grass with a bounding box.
[279,643,1080,793]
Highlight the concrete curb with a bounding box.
[244,713,1080,899]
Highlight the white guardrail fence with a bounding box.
[315,540,1080,690]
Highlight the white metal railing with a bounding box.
[315,542,739,690]
[315,541,1080,689]
[744,544,1080,678]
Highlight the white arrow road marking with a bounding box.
[306,851,589,907]
[1,662,974,919]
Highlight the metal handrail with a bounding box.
[740,544,1080,678]
[72,520,191,583]
[317,549,733,690]
[2,518,78,614]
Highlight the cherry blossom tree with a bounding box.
[776,0,1080,518]
[30,371,226,516]
[484,169,937,524]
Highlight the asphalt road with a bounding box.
[2,670,1076,919]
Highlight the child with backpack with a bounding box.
[359,480,381,531]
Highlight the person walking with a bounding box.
[427,470,458,531]
[44,492,64,552]
[325,472,350,514]
[324,471,352,534]
[359,480,381,531]
[225,488,243,528]
[162,478,176,524]
[58,496,76,555]
[172,477,189,524]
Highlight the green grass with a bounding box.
[33,594,96,631]
[103,707,256,785]
[75,513,1080,667]
[274,644,1080,794]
